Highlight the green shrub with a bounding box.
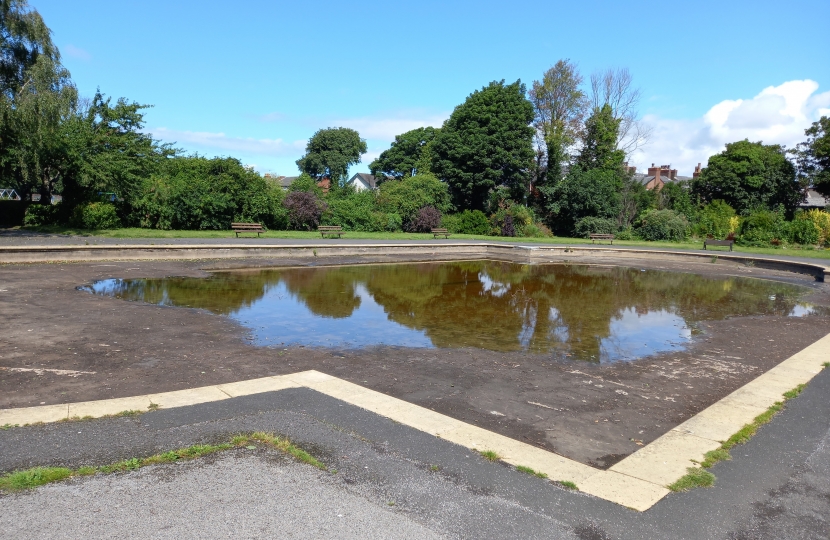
[377,174,452,224]
[615,226,634,240]
[803,209,830,246]
[440,213,461,233]
[450,210,491,235]
[636,209,689,241]
[490,204,536,236]
[384,212,403,232]
[70,202,121,229]
[23,203,62,226]
[288,173,323,195]
[739,208,787,245]
[521,223,549,238]
[695,200,736,239]
[131,157,285,230]
[787,218,820,245]
[323,188,384,231]
[574,217,617,238]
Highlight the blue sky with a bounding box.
[33,0,830,176]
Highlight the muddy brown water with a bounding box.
[81,261,815,363]
[2,254,829,468]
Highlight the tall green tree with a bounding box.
[691,140,802,215]
[547,104,627,233]
[0,0,76,201]
[61,91,173,207]
[1,0,59,96]
[575,104,624,172]
[431,80,535,211]
[369,126,437,179]
[529,60,587,191]
[296,127,366,186]
[791,116,830,197]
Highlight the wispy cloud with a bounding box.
[631,80,829,174]
[331,113,449,141]
[63,44,91,61]
[257,112,286,122]
[149,127,306,157]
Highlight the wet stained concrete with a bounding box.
[1,253,829,468]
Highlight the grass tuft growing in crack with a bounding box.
[0,467,73,491]
[668,468,715,492]
[0,433,324,493]
[556,480,579,490]
[479,450,500,462]
[515,465,548,479]
[669,381,811,492]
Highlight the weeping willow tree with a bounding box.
[0,0,77,202]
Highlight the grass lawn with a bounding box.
[11,225,830,261]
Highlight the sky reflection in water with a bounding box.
[82,262,814,363]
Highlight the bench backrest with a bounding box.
[432,228,448,232]
[232,223,262,229]
[705,239,733,245]
[319,226,342,230]
[589,233,614,238]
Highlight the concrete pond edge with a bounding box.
[2,331,828,512]
[0,242,828,281]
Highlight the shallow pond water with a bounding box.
[82,261,816,363]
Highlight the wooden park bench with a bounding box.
[589,233,615,244]
[431,228,451,239]
[703,239,734,251]
[319,225,344,238]
[232,222,265,238]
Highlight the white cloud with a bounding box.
[331,113,449,141]
[63,44,91,61]
[630,80,829,175]
[149,127,306,157]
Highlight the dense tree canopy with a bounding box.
[61,91,172,207]
[431,80,535,211]
[791,116,830,197]
[0,0,77,201]
[369,126,437,179]
[296,127,366,186]
[692,140,802,215]
[0,0,59,96]
[574,104,624,172]
[529,59,586,190]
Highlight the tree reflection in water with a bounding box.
[83,262,813,363]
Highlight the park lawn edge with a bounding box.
[11,225,830,261]
[0,432,325,493]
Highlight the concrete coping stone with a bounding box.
[0,242,827,281]
[1,335,827,510]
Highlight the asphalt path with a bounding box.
[2,367,829,539]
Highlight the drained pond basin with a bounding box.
[82,261,815,363]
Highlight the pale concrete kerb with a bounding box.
[0,334,828,511]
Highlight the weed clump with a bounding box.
[669,467,715,492]
[479,450,500,462]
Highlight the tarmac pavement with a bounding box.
[2,367,829,539]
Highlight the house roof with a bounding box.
[801,189,828,208]
[348,173,379,189]
[278,176,297,188]
[632,174,691,186]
